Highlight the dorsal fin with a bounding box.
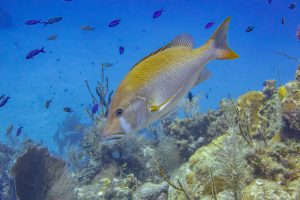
[164,34,194,49]
[130,34,194,71]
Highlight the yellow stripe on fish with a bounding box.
[102,17,239,142]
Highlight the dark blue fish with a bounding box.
[0,95,4,101]
[281,16,285,25]
[108,18,121,27]
[188,91,193,102]
[92,103,98,115]
[43,17,63,26]
[63,107,73,112]
[25,19,41,25]
[45,97,54,109]
[0,96,10,107]
[153,7,165,19]
[205,22,214,29]
[26,47,45,59]
[205,93,209,99]
[245,26,254,32]
[289,3,296,9]
[119,46,124,55]
[268,0,272,5]
[16,126,23,136]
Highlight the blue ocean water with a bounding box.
[0,0,299,151]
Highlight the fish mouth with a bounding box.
[101,133,124,142]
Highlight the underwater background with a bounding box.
[0,0,300,200]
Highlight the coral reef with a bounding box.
[262,79,276,99]
[75,174,141,200]
[4,63,293,200]
[162,109,224,160]
[0,142,16,200]
[133,182,168,200]
[68,64,300,200]
[167,65,300,200]
[12,146,77,200]
[241,179,291,200]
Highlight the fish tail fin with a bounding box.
[209,17,239,60]
[41,47,45,53]
[42,22,48,26]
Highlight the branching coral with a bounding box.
[213,132,251,200]
[85,63,114,121]
[182,93,201,118]
[12,146,76,200]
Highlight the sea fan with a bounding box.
[12,146,76,200]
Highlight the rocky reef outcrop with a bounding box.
[0,142,16,200]
[167,65,300,200]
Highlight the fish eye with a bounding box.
[115,108,124,117]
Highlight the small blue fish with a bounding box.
[205,22,214,29]
[289,3,296,9]
[119,46,124,55]
[16,126,23,136]
[268,0,272,5]
[188,92,193,102]
[0,96,10,107]
[63,107,73,112]
[205,92,209,99]
[92,103,98,115]
[25,19,41,25]
[109,18,121,27]
[245,26,254,32]
[45,97,54,109]
[153,7,165,19]
[43,17,63,26]
[26,47,45,59]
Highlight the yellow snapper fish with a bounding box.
[101,17,238,141]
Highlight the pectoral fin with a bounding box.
[150,85,184,112]
[194,67,211,86]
